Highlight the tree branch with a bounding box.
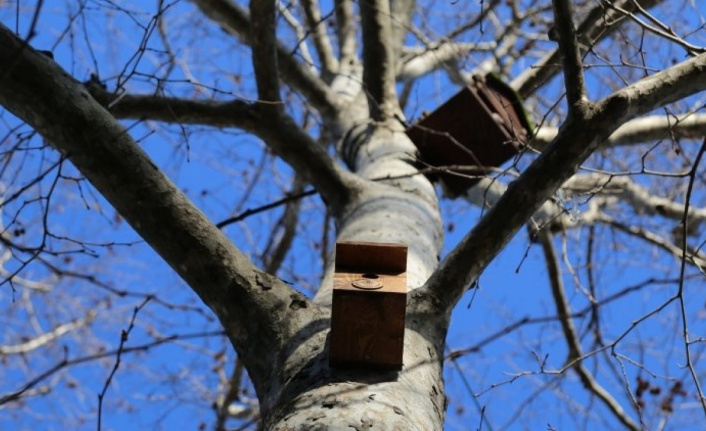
[0,313,94,355]
[566,173,706,225]
[191,0,341,118]
[334,0,357,66]
[87,86,259,127]
[463,168,706,241]
[279,3,317,71]
[398,42,496,82]
[551,0,587,109]
[598,215,706,269]
[532,113,706,149]
[359,0,399,120]
[461,171,706,274]
[85,88,357,214]
[614,0,705,56]
[262,176,306,274]
[300,0,338,76]
[389,0,417,56]
[250,0,281,106]
[461,177,598,231]
[512,0,663,98]
[537,230,640,431]
[0,250,53,291]
[0,24,316,397]
[243,1,357,210]
[444,0,502,41]
[423,51,706,313]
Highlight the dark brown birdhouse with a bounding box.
[329,241,407,369]
[405,74,533,197]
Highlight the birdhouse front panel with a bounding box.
[329,241,408,369]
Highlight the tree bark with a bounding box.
[265,125,447,430]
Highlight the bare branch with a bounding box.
[538,230,640,431]
[334,0,357,66]
[444,0,502,40]
[616,0,705,55]
[300,0,338,76]
[463,168,706,245]
[86,86,259,127]
[550,0,587,109]
[215,360,249,429]
[1,330,225,406]
[0,250,52,291]
[262,176,306,274]
[566,173,706,225]
[675,138,706,416]
[533,113,706,149]
[462,177,603,232]
[360,0,398,120]
[398,42,496,82]
[0,313,94,355]
[0,24,316,393]
[599,215,706,269]
[389,0,417,56]
[217,188,316,229]
[423,51,706,312]
[279,4,317,70]
[85,88,358,214]
[250,0,281,105]
[512,0,663,98]
[97,299,150,431]
[191,0,341,117]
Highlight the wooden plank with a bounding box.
[334,271,407,293]
[330,289,406,369]
[335,241,407,273]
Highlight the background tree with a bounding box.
[1,0,706,430]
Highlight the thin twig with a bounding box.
[97,297,151,431]
[0,330,225,406]
[538,230,640,431]
[675,137,706,416]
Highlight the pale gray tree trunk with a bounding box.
[265,123,447,429]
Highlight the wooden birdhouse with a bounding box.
[405,74,533,197]
[329,241,407,369]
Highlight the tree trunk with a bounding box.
[263,126,448,430]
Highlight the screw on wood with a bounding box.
[352,274,383,290]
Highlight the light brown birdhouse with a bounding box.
[329,241,408,369]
